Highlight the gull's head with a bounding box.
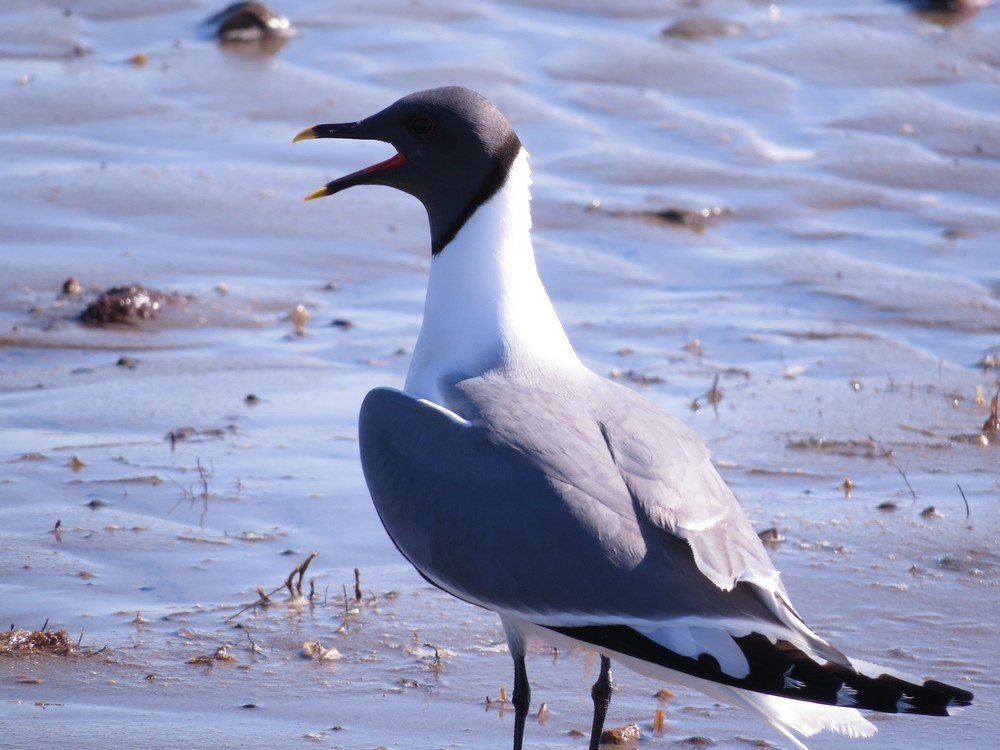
[294,86,523,254]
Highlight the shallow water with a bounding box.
[1,0,998,748]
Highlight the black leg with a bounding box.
[512,653,531,750]
[588,655,613,750]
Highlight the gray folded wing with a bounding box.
[358,371,794,631]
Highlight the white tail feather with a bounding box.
[717,685,878,750]
[611,648,878,750]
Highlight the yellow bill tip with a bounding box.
[303,186,330,202]
[292,127,317,144]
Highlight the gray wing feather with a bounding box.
[359,375,787,628]
[359,386,647,617]
[452,372,779,592]
[595,386,779,593]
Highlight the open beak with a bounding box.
[293,122,407,201]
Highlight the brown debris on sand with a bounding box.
[80,285,188,327]
[186,644,237,666]
[976,352,999,372]
[227,551,320,621]
[661,17,746,40]
[600,723,642,745]
[982,387,999,441]
[786,436,878,457]
[613,205,732,234]
[1,626,74,657]
[61,277,82,296]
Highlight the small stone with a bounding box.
[300,642,343,660]
[757,527,784,545]
[208,2,295,42]
[290,304,310,335]
[599,723,641,745]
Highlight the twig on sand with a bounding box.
[868,434,917,500]
[196,458,211,498]
[166,457,214,524]
[285,550,319,599]
[227,551,319,621]
[245,629,264,655]
[956,484,971,521]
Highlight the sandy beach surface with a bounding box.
[1,1,998,748]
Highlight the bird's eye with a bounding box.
[408,116,435,136]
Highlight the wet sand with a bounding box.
[1,0,998,747]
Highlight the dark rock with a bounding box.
[80,285,183,327]
[207,2,295,43]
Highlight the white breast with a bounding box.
[404,149,583,403]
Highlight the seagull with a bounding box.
[294,86,973,750]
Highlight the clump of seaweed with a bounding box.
[80,285,188,326]
[1,624,74,657]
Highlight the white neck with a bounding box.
[404,150,583,403]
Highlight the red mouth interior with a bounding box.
[345,150,406,180]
